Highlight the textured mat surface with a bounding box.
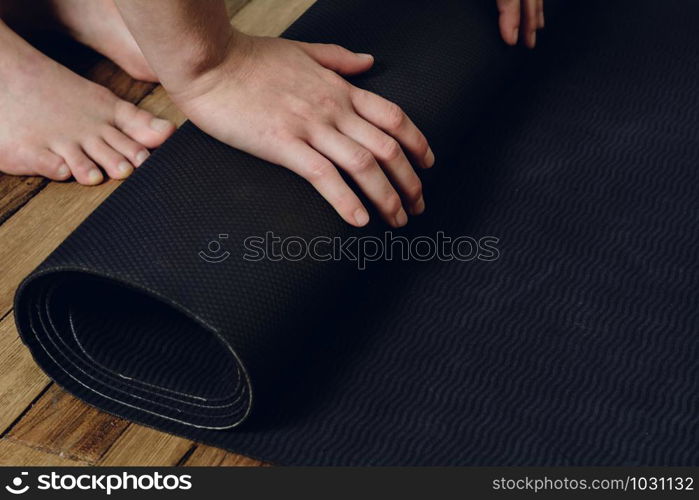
[14,0,699,465]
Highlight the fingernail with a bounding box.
[117,161,133,177]
[539,11,545,28]
[136,150,149,166]
[357,53,374,61]
[513,27,519,44]
[529,31,537,48]
[354,208,369,227]
[87,169,103,185]
[57,164,70,179]
[395,208,408,227]
[150,117,172,132]
[424,147,435,168]
[412,196,425,216]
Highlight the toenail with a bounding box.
[117,161,133,177]
[150,118,173,132]
[135,150,149,166]
[57,165,70,179]
[87,169,103,185]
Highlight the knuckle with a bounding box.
[317,94,344,114]
[305,160,331,181]
[385,103,406,130]
[384,193,403,214]
[288,96,315,119]
[347,148,375,173]
[266,119,297,142]
[404,181,423,202]
[326,43,345,57]
[322,69,350,89]
[379,138,402,162]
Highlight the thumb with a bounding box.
[299,42,374,75]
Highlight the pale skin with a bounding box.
[0,0,543,226]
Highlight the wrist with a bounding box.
[160,25,250,90]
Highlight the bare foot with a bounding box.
[48,0,157,82]
[0,20,175,184]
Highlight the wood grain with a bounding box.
[0,176,47,226]
[0,0,315,467]
[0,314,50,433]
[97,426,193,466]
[0,438,89,466]
[5,384,130,463]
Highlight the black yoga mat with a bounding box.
[14,0,699,465]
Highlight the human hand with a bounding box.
[497,0,545,49]
[167,33,434,228]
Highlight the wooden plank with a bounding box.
[0,314,51,434]
[182,445,268,467]
[98,425,192,466]
[84,59,157,103]
[0,438,89,466]
[5,384,130,463]
[233,0,316,35]
[224,0,252,17]
[0,177,47,226]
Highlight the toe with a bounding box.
[83,137,134,180]
[102,127,150,167]
[35,150,71,181]
[113,100,175,149]
[60,145,104,185]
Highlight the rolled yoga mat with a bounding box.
[14,0,699,465]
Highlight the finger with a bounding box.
[523,0,539,48]
[350,87,434,169]
[297,42,374,76]
[278,139,370,227]
[337,116,425,215]
[537,0,545,28]
[57,144,103,185]
[82,137,134,180]
[496,0,521,45]
[103,127,150,167]
[309,127,408,227]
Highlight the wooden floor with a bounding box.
[0,0,316,466]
